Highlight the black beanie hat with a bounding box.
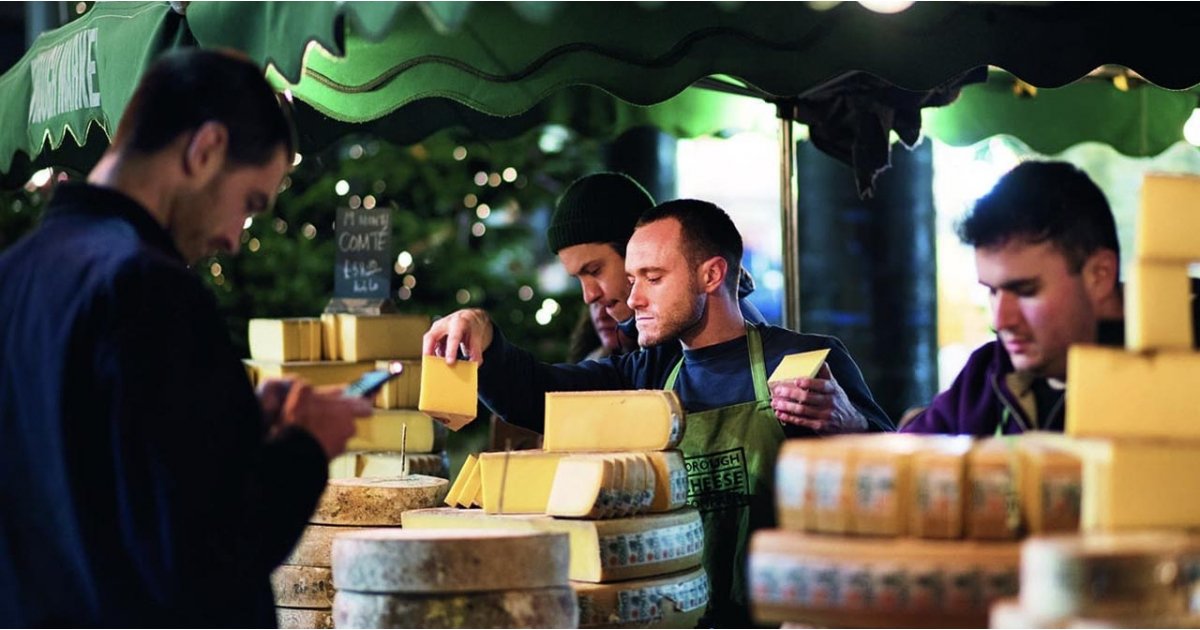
[547,172,655,254]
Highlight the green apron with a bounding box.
[664,326,785,627]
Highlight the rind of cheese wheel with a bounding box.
[749,529,1019,627]
[1135,173,1200,261]
[332,529,569,593]
[544,390,685,451]
[573,566,709,629]
[248,318,322,362]
[646,451,687,513]
[333,587,579,629]
[311,475,448,526]
[417,355,478,431]
[373,359,421,409]
[1020,531,1200,620]
[277,607,334,630]
[338,313,430,362]
[402,507,704,583]
[479,450,565,514]
[546,456,615,519]
[271,565,335,608]
[286,524,353,567]
[346,410,446,453]
[990,598,1200,629]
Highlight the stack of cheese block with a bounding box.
[404,390,709,629]
[243,315,455,480]
[273,475,449,628]
[331,529,579,628]
[750,432,1083,628]
[987,175,1200,627]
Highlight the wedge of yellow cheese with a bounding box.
[345,410,445,453]
[249,318,323,362]
[1127,260,1193,352]
[544,390,685,452]
[338,314,430,362]
[546,456,615,519]
[443,454,477,507]
[402,507,704,583]
[417,356,478,431]
[1066,345,1200,440]
[768,348,832,383]
[478,450,565,514]
[459,455,484,508]
[645,450,687,513]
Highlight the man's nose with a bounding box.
[581,278,602,305]
[993,291,1020,331]
[627,280,645,312]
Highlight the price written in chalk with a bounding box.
[334,207,391,299]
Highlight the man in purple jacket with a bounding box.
[903,161,1124,435]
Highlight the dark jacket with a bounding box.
[0,184,326,627]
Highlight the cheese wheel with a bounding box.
[1021,532,1200,619]
[286,524,371,568]
[332,529,569,593]
[991,598,1200,629]
[271,565,335,608]
[311,475,448,526]
[333,587,579,629]
[276,607,334,629]
[574,566,708,629]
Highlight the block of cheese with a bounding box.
[547,455,616,519]
[1020,532,1200,620]
[768,348,831,383]
[749,529,1020,627]
[374,359,421,409]
[966,438,1020,540]
[1066,345,1200,440]
[1127,260,1193,352]
[443,454,477,508]
[320,312,340,360]
[909,436,972,538]
[573,567,709,629]
[333,587,579,629]
[851,434,923,536]
[346,409,445,453]
[286,524,350,567]
[775,439,812,531]
[271,565,335,608]
[810,437,857,534]
[311,475,448,526]
[403,507,705,583]
[625,453,653,514]
[332,529,569,593]
[544,390,685,452]
[338,314,431,362]
[646,450,687,513]
[276,608,334,630]
[249,318,322,362]
[478,450,565,514]
[331,451,450,480]
[1016,439,1081,535]
[1135,173,1200,262]
[242,359,374,388]
[1070,438,1200,531]
[417,356,478,431]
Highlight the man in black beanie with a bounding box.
[547,172,766,352]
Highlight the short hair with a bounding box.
[957,161,1119,272]
[636,199,742,294]
[113,48,295,167]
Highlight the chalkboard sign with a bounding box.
[334,207,391,299]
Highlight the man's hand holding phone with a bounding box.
[257,376,375,460]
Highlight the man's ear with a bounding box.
[698,256,728,295]
[1082,248,1119,304]
[181,121,228,189]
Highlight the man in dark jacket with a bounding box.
[903,161,1123,435]
[0,50,371,627]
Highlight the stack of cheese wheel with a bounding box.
[405,390,708,629]
[990,532,1200,627]
[331,529,578,628]
[242,315,452,481]
[750,432,1083,627]
[273,475,448,628]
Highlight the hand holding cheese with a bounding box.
[770,361,868,434]
[421,308,494,365]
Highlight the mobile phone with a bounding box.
[343,361,405,398]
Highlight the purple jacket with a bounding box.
[901,340,1049,436]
